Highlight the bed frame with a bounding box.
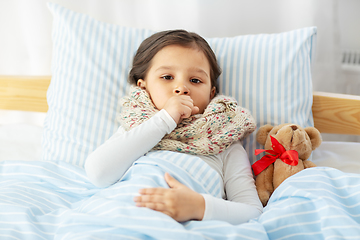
[1,75,360,136]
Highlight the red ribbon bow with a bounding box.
[252,136,299,176]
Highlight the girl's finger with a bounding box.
[178,97,198,116]
[135,201,166,210]
[191,106,199,115]
[134,194,165,204]
[139,187,166,195]
[164,172,182,188]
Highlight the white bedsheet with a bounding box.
[312,141,360,174]
[0,123,359,175]
[0,123,42,161]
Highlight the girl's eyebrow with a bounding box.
[155,66,209,78]
[192,68,209,78]
[155,66,173,72]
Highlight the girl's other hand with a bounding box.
[163,96,199,124]
[133,172,205,222]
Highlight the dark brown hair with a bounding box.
[128,29,221,94]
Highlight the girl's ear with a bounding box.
[210,86,216,99]
[137,79,146,89]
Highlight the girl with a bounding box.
[85,30,263,224]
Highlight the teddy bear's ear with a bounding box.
[256,124,274,145]
[304,127,322,150]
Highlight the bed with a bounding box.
[1,2,360,239]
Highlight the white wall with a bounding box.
[338,0,360,51]
[0,0,343,89]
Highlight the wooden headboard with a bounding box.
[1,75,360,135]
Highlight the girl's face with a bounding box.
[137,45,216,114]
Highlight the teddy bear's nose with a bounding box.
[291,125,298,130]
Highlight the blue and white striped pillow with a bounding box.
[43,2,316,167]
[207,28,317,163]
[43,3,155,167]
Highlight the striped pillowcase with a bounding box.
[207,28,316,163]
[43,3,155,167]
[43,2,316,167]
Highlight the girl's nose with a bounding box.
[174,85,190,95]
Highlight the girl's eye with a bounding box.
[162,75,173,80]
[190,78,201,84]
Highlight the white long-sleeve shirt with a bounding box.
[85,109,263,224]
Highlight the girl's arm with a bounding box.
[201,141,263,224]
[85,109,176,187]
[85,94,197,188]
[135,141,263,224]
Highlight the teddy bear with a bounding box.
[252,123,322,206]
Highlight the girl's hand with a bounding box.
[133,172,205,222]
[163,96,199,124]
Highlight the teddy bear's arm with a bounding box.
[255,164,274,207]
